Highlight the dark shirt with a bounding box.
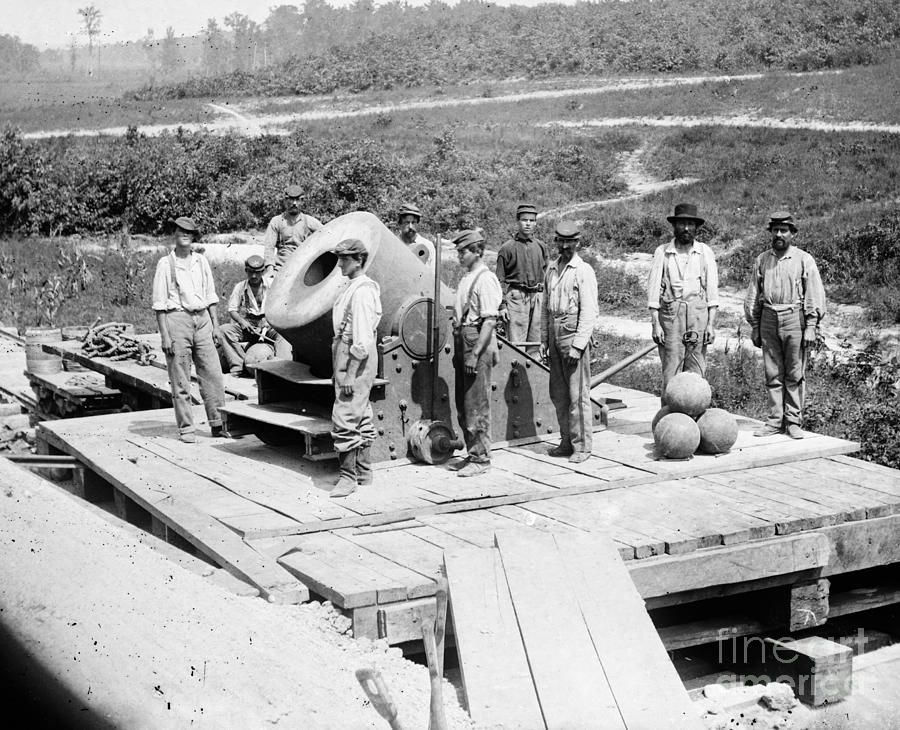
[495,232,548,297]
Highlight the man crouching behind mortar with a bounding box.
[330,239,383,498]
[540,222,599,463]
[451,229,503,478]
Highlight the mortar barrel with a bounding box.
[266,211,453,376]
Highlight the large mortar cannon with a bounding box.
[219,212,610,464]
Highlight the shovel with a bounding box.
[356,668,404,730]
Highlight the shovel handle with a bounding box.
[355,668,404,730]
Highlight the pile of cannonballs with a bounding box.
[652,372,739,459]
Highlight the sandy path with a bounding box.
[549,115,900,135]
[22,69,848,140]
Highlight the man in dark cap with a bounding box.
[263,184,324,274]
[218,254,292,376]
[397,202,436,265]
[496,203,548,356]
[451,229,503,477]
[646,203,719,400]
[744,211,826,439]
[330,238,383,497]
[540,221,599,462]
[151,216,225,443]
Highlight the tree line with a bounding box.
[127,0,900,100]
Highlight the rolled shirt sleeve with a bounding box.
[703,244,719,308]
[345,284,381,359]
[263,217,279,268]
[475,271,503,320]
[151,258,173,311]
[227,281,244,314]
[572,262,599,352]
[802,252,827,324]
[646,244,666,310]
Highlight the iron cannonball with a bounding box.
[697,408,739,454]
[244,343,276,374]
[665,372,712,417]
[654,412,701,459]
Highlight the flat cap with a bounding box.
[554,221,581,241]
[451,229,485,251]
[244,254,265,270]
[767,210,798,232]
[333,238,368,256]
[173,216,199,233]
[284,184,303,198]
[398,202,422,219]
[516,203,538,218]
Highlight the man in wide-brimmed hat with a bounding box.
[744,211,826,439]
[396,202,436,264]
[151,216,225,443]
[329,238,383,497]
[450,229,503,478]
[496,203,548,356]
[646,203,720,400]
[218,254,292,376]
[263,184,324,274]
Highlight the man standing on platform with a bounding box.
[744,211,826,439]
[540,222,599,463]
[263,184,324,275]
[330,239,383,498]
[397,202,436,265]
[646,203,719,400]
[151,216,225,443]
[218,254,292,375]
[496,203,548,356]
[452,229,503,478]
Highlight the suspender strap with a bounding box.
[462,268,489,322]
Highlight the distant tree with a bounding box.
[264,5,304,65]
[77,5,102,76]
[161,26,180,74]
[141,28,157,73]
[68,37,77,73]
[0,34,40,74]
[202,19,228,76]
[224,12,254,72]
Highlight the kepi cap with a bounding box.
[244,254,265,271]
[451,229,485,251]
[516,203,538,218]
[666,203,705,226]
[554,221,581,241]
[397,202,422,220]
[284,184,303,198]
[767,210,798,232]
[333,238,368,256]
[173,216,199,234]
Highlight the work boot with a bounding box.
[568,451,591,464]
[356,445,373,486]
[447,456,470,471]
[753,425,782,437]
[330,449,358,498]
[457,460,490,478]
[547,441,574,458]
[786,424,804,440]
[210,424,225,438]
[179,431,197,444]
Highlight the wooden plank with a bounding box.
[495,530,626,730]
[554,531,703,730]
[444,545,544,729]
[627,532,831,599]
[36,424,308,603]
[819,513,900,575]
[759,464,869,521]
[784,462,900,519]
[337,529,440,599]
[801,457,900,501]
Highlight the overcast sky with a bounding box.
[5,0,555,49]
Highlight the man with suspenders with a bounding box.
[218,254,292,375]
[151,216,226,443]
[451,229,503,478]
[330,239,383,498]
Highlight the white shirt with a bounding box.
[333,275,383,359]
[152,252,218,312]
